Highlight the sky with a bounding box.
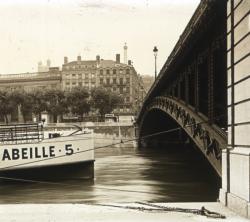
[0,0,200,76]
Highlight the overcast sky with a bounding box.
[0,0,200,76]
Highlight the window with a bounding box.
[113,87,116,91]
[113,69,117,74]
[126,97,130,102]
[113,78,117,84]
[72,82,76,85]
[126,87,129,92]
[100,70,103,75]
[119,87,123,93]
[126,78,130,83]
[119,69,123,74]
[120,78,123,84]
[100,78,103,84]
[66,82,70,85]
[126,69,130,74]
[106,69,110,74]
[106,78,110,85]
[72,74,76,77]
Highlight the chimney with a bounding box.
[116,54,120,63]
[96,55,100,62]
[128,60,132,66]
[123,43,128,64]
[77,55,81,61]
[64,56,68,64]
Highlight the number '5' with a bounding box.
[65,144,74,155]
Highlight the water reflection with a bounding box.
[0,139,220,203]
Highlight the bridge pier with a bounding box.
[219,0,250,218]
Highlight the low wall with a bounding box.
[45,122,135,139]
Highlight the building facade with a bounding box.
[61,54,145,115]
[0,67,61,123]
[0,67,61,92]
[0,49,146,122]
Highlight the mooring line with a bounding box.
[0,176,163,195]
[87,202,226,219]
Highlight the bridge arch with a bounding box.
[138,96,226,177]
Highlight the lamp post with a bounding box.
[153,46,158,80]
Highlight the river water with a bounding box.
[0,136,220,204]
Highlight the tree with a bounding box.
[0,90,16,124]
[7,89,34,123]
[19,91,34,122]
[67,87,90,121]
[91,87,123,119]
[45,88,69,123]
[29,89,47,122]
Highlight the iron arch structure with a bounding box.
[136,0,228,177]
[138,96,226,176]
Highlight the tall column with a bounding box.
[220,0,250,218]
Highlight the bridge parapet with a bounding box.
[141,96,227,176]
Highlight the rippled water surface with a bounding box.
[0,138,220,203]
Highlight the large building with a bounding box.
[61,53,145,115]
[0,45,146,121]
[0,67,61,92]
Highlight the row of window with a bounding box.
[100,69,130,75]
[100,78,130,85]
[64,65,96,70]
[63,67,132,75]
[64,83,130,95]
[112,86,130,94]
[64,73,95,79]
[65,82,95,86]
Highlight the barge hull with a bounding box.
[0,160,94,181]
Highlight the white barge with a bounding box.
[0,123,94,180]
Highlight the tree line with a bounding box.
[0,87,123,123]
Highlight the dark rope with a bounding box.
[89,202,226,219]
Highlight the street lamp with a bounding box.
[153,46,158,80]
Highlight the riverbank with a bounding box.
[45,122,135,140]
[0,202,247,222]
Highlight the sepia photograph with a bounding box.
[0,0,249,221]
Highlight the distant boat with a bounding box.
[0,123,94,181]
